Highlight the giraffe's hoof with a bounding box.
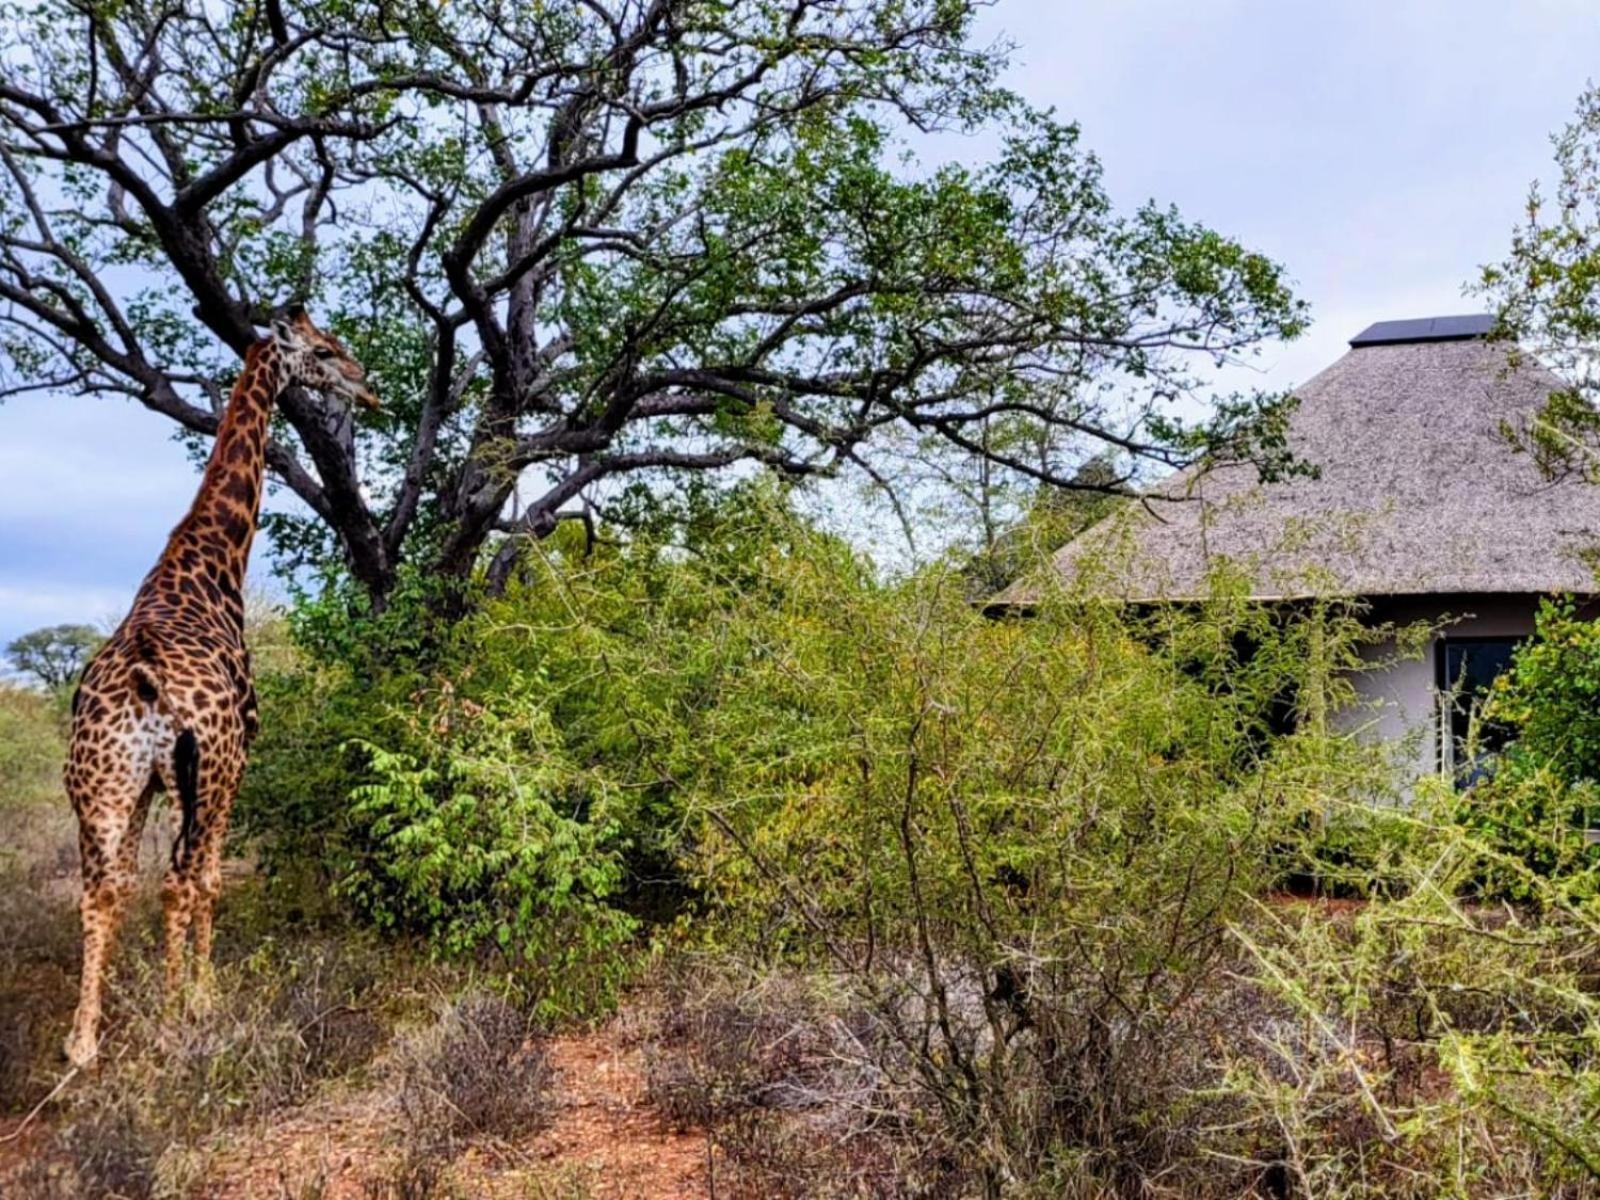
[189,979,216,1018]
[62,1032,98,1068]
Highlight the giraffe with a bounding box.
[61,306,376,1068]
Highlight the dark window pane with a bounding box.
[1440,639,1520,774]
[1443,641,1517,696]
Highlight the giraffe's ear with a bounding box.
[270,302,309,342]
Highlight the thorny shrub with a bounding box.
[1222,799,1600,1198]
[393,991,551,1152]
[638,962,969,1199]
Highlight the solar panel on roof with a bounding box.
[1349,314,1497,347]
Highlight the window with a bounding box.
[1436,637,1520,779]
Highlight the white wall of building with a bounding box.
[1334,594,1544,783]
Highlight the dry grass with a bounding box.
[392,992,550,1155]
[634,963,961,1200]
[2,926,405,1198]
[624,950,1327,1199]
[360,1148,446,1200]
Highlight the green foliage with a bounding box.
[239,617,635,1017]
[1485,597,1600,782]
[235,573,466,889]
[1448,766,1600,902]
[1276,803,1420,899]
[1483,82,1600,352]
[1442,599,1600,900]
[955,457,1124,597]
[0,683,64,815]
[493,497,1423,1191]
[341,688,637,1020]
[233,649,409,890]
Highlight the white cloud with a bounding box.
[981,0,1598,398]
[0,582,131,636]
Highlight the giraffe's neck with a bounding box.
[156,339,282,622]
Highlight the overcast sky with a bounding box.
[2,0,1597,650]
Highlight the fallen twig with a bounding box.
[0,1065,80,1145]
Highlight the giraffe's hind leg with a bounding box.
[190,805,233,967]
[160,868,198,1000]
[64,775,157,1068]
[162,733,242,1004]
[186,816,232,1008]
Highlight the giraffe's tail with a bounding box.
[129,661,164,706]
[172,729,200,871]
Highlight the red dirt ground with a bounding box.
[219,1024,714,1198]
[1,1023,715,1198]
[524,1028,713,1199]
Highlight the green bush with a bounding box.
[1443,598,1600,900]
[1275,803,1421,899]
[454,499,1401,1192]
[1486,597,1600,782]
[0,683,64,813]
[1449,766,1600,902]
[341,682,637,1020]
[239,493,1600,1193]
[233,584,443,909]
[237,603,637,1016]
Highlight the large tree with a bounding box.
[1483,84,1600,477]
[0,0,1306,607]
[5,622,102,689]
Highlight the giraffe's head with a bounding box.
[270,305,379,409]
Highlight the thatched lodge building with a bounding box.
[1001,315,1600,782]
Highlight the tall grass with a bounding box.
[0,682,64,814]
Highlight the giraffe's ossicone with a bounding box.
[61,307,376,1068]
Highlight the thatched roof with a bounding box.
[1001,318,1600,604]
